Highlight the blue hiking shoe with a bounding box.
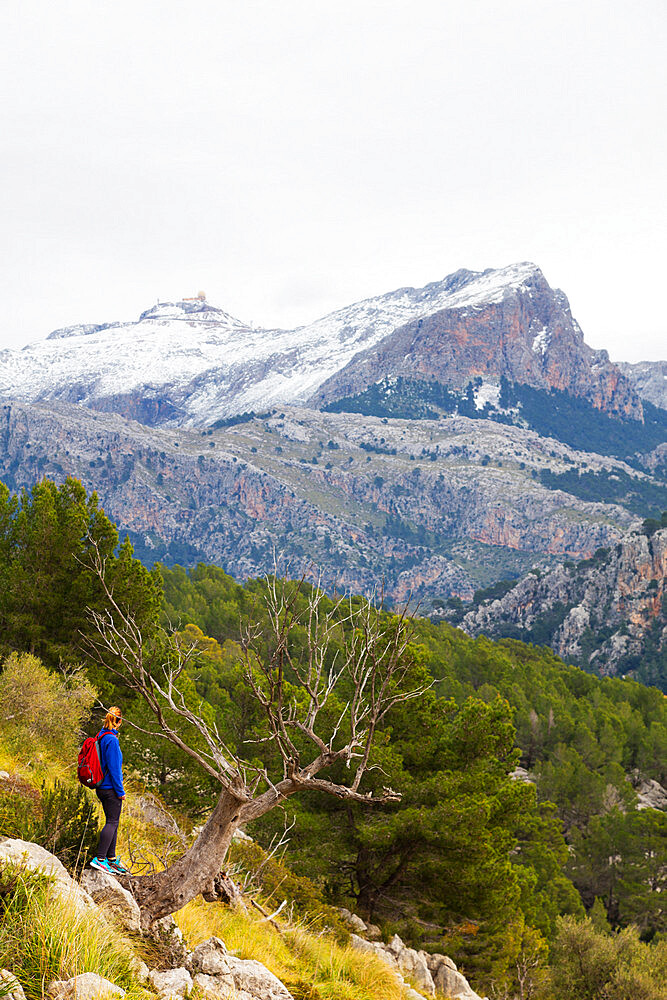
[107,857,131,875]
[90,856,114,874]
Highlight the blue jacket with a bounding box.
[98,729,125,798]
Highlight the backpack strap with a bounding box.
[96,729,109,780]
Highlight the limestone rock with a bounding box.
[431,962,483,1000]
[80,868,141,933]
[188,937,230,976]
[366,922,382,940]
[0,839,94,914]
[192,973,231,997]
[48,974,125,1000]
[148,968,193,1000]
[337,908,368,934]
[224,956,293,999]
[630,774,667,811]
[462,525,667,680]
[349,933,399,969]
[129,958,149,983]
[0,970,26,1000]
[148,914,190,966]
[188,938,293,999]
[395,947,435,995]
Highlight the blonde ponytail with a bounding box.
[103,705,123,730]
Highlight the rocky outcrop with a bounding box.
[628,772,667,811]
[48,974,125,1000]
[460,525,667,686]
[187,937,293,999]
[0,838,94,914]
[311,266,642,420]
[80,868,142,933]
[618,360,667,410]
[344,910,484,1000]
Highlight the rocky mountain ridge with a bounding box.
[618,359,667,410]
[0,263,645,426]
[456,522,667,689]
[0,398,637,602]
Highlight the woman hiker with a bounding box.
[90,706,131,875]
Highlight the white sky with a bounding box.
[1,0,665,362]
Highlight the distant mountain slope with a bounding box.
[0,263,645,426]
[310,265,642,420]
[0,399,636,602]
[618,360,667,410]
[456,521,667,690]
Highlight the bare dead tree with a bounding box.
[81,541,430,927]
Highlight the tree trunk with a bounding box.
[127,786,245,927]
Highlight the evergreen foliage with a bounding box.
[1,477,665,996]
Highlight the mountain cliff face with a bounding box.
[0,399,634,603]
[0,264,644,426]
[458,524,667,689]
[618,360,667,410]
[310,265,642,419]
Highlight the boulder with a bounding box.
[386,933,406,958]
[188,937,293,999]
[225,955,293,999]
[395,947,435,995]
[148,968,193,1000]
[48,974,125,1000]
[188,937,230,977]
[349,933,399,969]
[80,868,141,933]
[129,958,149,983]
[431,962,483,1000]
[192,974,231,997]
[0,970,26,1000]
[366,922,382,941]
[0,839,94,914]
[423,952,457,975]
[337,907,368,934]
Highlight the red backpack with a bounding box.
[77,731,107,788]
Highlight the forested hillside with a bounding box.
[0,476,665,1000]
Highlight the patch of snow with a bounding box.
[532,327,549,355]
[474,381,501,410]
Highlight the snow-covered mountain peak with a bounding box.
[0,261,630,427]
[137,298,249,328]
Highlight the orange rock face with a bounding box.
[313,269,643,421]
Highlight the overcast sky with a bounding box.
[1,0,665,361]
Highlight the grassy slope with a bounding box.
[0,740,420,1000]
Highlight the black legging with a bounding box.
[95,788,123,859]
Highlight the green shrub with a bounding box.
[551,916,667,1000]
[0,652,95,765]
[0,861,146,1000]
[0,778,99,875]
[37,781,100,874]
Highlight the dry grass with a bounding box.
[176,897,406,1000]
[0,865,149,1000]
